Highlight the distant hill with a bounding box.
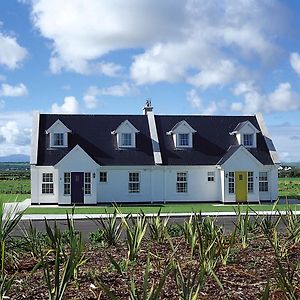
[0,154,30,162]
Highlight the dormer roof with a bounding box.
[167,120,197,135]
[230,120,259,135]
[111,120,140,135]
[46,119,72,134]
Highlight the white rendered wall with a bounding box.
[97,166,221,203]
[31,166,58,204]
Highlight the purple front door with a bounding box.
[71,172,84,204]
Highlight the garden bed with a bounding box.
[3,209,300,299]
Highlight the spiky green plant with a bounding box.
[148,208,169,243]
[91,208,122,246]
[233,206,252,249]
[174,261,205,300]
[32,212,86,300]
[122,212,148,261]
[183,215,198,256]
[0,199,24,299]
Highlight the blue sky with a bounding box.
[0,0,300,161]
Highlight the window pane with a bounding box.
[177,172,187,193]
[129,172,140,193]
[208,172,215,182]
[248,172,253,193]
[243,134,253,146]
[100,172,107,182]
[64,172,70,195]
[178,134,189,146]
[228,172,235,194]
[84,172,91,194]
[121,133,132,146]
[53,133,64,146]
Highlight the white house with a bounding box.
[30,103,279,205]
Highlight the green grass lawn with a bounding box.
[0,194,30,203]
[24,201,300,215]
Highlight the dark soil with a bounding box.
[6,233,300,300]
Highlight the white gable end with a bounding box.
[221,146,262,170]
[55,145,99,169]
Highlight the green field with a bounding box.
[278,177,300,198]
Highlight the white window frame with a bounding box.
[259,172,268,192]
[228,172,235,194]
[176,172,188,193]
[84,172,91,195]
[128,172,140,193]
[64,172,71,195]
[243,134,254,147]
[50,132,68,148]
[42,173,54,194]
[100,171,107,183]
[248,172,254,193]
[207,172,215,182]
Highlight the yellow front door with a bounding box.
[235,172,247,202]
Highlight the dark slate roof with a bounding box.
[37,114,154,166]
[155,115,273,165]
[36,114,274,166]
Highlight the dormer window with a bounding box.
[46,119,71,148]
[230,121,259,148]
[53,133,64,146]
[112,120,139,149]
[178,133,189,147]
[121,133,132,147]
[243,134,253,147]
[167,120,196,149]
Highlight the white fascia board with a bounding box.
[30,111,40,165]
[147,112,162,165]
[170,120,197,134]
[255,112,280,164]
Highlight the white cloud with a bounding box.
[231,82,300,114]
[0,83,28,97]
[0,32,28,69]
[0,111,32,156]
[270,125,300,162]
[28,0,285,86]
[83,82,134,109]
[0,121,30,145]
[187,89,219,115]
[187,60,243,89]
[290,52,300,76]
[51,96,80,114]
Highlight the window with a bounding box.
[243,134,253,146]
[100,172,107,182]
[178,133,189,146]
[121,133,132,146]
[248,172,254,193]
[84,172,91,195]
[129,172,140,193]
[208,172,215,182]
[42,173,53,194]
[259,172,268,192]
[176,172,187,193]
[53,133,64,146]
[228,172,235,194]
[64,173,71,195]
